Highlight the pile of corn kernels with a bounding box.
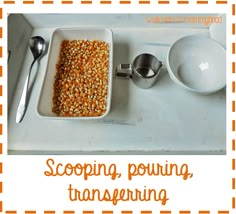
[52,40,109,117]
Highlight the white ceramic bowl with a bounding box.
[37,28,113,119]
[166,35,226,94]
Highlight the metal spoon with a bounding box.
[16,36,46,123]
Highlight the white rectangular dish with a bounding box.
[37,28,113,119]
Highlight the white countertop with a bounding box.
[8,24,226,155]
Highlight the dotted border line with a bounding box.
[1,2,234,214]
[0,0,230,4]
[232,2,236,211]
[2,210,232,214]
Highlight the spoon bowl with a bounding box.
[30,36,46,59]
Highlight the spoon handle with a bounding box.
[16,58,37,123]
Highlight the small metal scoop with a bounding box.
[16,36,46,123]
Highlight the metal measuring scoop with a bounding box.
[16,36,46,123]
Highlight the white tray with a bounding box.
[8,14,226,155]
